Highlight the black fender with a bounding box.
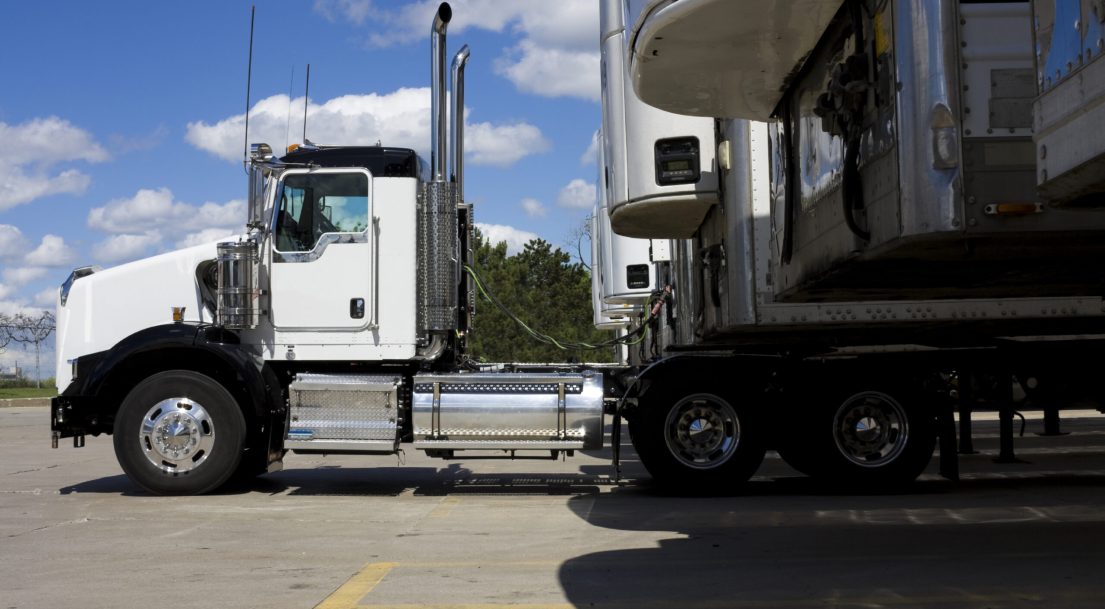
[55,324,280,439]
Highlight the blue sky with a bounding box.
[0,0,601,375]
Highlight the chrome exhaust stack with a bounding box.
[430,2,451,182]
[418,2,459,345]
[450,44,470,197]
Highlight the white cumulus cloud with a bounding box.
[175,228,240,250]
[87,188,246,264]
[186,90,547,168]
[476,223,539,256]
[520,198,546,218]
[92,232,163,264]
[0,225,29,260]
[25,235,76,267]
[0,117,108,211]
[466,121,550,167]
[2,267,47,286]
[0,283,13,301]
[313,0,372,24]
[88,188,244,235]
[494,40,600,102]
[34,288,57,307]
[557,179,597,209]
[315,0,600,102]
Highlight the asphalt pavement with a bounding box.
[3,405,1105,609]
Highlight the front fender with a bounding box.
[53,324,273,437]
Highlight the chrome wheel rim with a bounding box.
[139,398,215,473]
[664,393,740,470]
[833,391,908,468]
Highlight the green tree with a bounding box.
[468,229,615,363]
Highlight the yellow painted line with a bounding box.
[315,562,396,609]
[378,560,560,568]
[349,599,1051,609]
[427,496,461,519]
[358,605,572,609]
[350,595,1104,609]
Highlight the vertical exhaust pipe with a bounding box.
[450,45,470,198]
[419,2,459,345]
[431,2,452,182]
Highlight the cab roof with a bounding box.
[280,146,427,179]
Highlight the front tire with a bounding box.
[630,386,765,492]
[113,370,246,495]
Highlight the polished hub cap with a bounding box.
[664,394,740,469]
[140,398,215,473]
[833,391,908,467]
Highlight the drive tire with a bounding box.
[794,379,936,488]
[629,384,765,493]
[113,370,246,495]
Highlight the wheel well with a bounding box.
[634,356,775,401]
[96,348,259,434]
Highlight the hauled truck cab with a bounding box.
[599,0,1105,489]
[51,3,608,495]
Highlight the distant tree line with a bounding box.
[466,229,614,364]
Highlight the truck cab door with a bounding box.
[269,168,375,330]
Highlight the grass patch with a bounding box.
[0,387,56,399]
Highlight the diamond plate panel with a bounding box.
[288,374,401,443]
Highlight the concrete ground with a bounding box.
[3,405,1105,609]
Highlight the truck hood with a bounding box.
[55,237,245,391]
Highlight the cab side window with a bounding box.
[275,172,369,252]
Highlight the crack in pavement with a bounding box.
[6,517,89,539]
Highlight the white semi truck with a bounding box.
[51,4,630,495]
[595,0,1105,487]
[51,0,1105,495]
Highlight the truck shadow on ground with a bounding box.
[556,470,1105,609]
[57,453,1105,499]
[57,463,616,497]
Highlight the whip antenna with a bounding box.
[303,64,310,143]
[285,66,295,153]
[243,5,256,173]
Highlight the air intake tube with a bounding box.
[418,2,460,349]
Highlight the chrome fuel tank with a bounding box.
[411,372,604,451]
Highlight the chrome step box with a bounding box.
[286,373,402,453]
[412,372,604,451]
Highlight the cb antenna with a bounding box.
[302,64,310,143]
[243,5,256,173]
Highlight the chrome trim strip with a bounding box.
[412,440,586,451]
[272,231,368,263]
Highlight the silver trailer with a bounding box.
[596,0,1105,490]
